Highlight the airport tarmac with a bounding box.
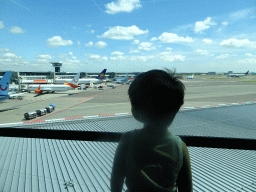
[0,75,256,124]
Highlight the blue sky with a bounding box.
[1,0,256,72]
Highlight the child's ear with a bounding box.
[132,106,144,123]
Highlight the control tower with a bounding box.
[51,62,62,72]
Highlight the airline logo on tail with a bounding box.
[96,69,107,80]
[0,71,12,101]
[64,72,80,88]
[0,71,11,94]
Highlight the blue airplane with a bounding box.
[114,73,129,84]
[0,71,12,101]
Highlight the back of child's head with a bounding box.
[128,68,185,124]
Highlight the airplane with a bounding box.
[54,69,107,84]
[0,71,12,101]
[114,73,129,84]
[9,87,27,99]
[187,73,194,79]
[227,71,249,77]
[27,72,80,94]
[107,83,117,88]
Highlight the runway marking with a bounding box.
[69,102,131,109]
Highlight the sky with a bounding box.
[1,0,256,73]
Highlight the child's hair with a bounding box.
[128,68,185,123]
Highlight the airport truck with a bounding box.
[24,112,37,120]
[45,106,54,113]
[36,109,47,116]
[50,103,55,110]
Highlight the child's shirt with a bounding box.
[123,128,183,192]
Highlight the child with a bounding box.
[111,69,193,192]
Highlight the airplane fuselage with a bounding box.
[54,79,103,84]
[27,84,75,92]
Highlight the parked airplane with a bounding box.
[107,83,117,88]
[27,72,80,94]
[187,73,194,79]
[54,69,107,84]
[9,87,27,99]
[227,71,249,77]
[0,71,12,101]
[114,73,129,84]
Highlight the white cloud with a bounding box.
[132,39,139,44]
[87,24,91,27]
[0,48,10,52]
[202,39,213,44]
[166,47,172,51]
[164,55,185,62]
[2,53,21,59]
[95,41,107,49]
[150,37,158,41]
[194,49,214,56]
[222,21,228,25]
[68,52,73,56]
[158,52,185,62]
[216,54,231,59]
[110,56,126,60]
[229,8,253,21]
[111,51,124,56]
[105,0,142,14]
[219,38,256,48]
[77,41,81,45]
[101,56,108,61]
[98,25,148,40]
[129,48,140,53]
[244,53,256,57]
[194,17,216,33]
[158,32,193,43]
[128,56,154,62]
[36,54,52,60]
[85,42,93,47]
[91,30,95,33]
[138,42,155,51]
[0,21,4,29]
[89,54,101,60]
[10,26,25,34]
[46,36,73,48]
[238,58,256,64]
[72,56,77,59]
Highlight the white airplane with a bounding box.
[107,83,117,88]
[114,73,129,84]
[187,73,194,79]
[227,71,249,77]
[27,72,80,94]
[9,87,27,99]
[55,69,107,84]
[0,71,12,101]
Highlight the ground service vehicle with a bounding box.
[24,112,37,120]
[36,109,47,116]
[45,106,54,113]
[17,96,23,100]
[50,103,55,110]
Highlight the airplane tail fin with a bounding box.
[0,71,11,96]
[245,71,249,75]
[35,85,41,94]
[11,87,16,94]
[69,73,80,85]
[124,73,129,81]
[64,72,80,88]
[96,69,107,80]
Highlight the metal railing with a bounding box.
[1,127,255,150]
